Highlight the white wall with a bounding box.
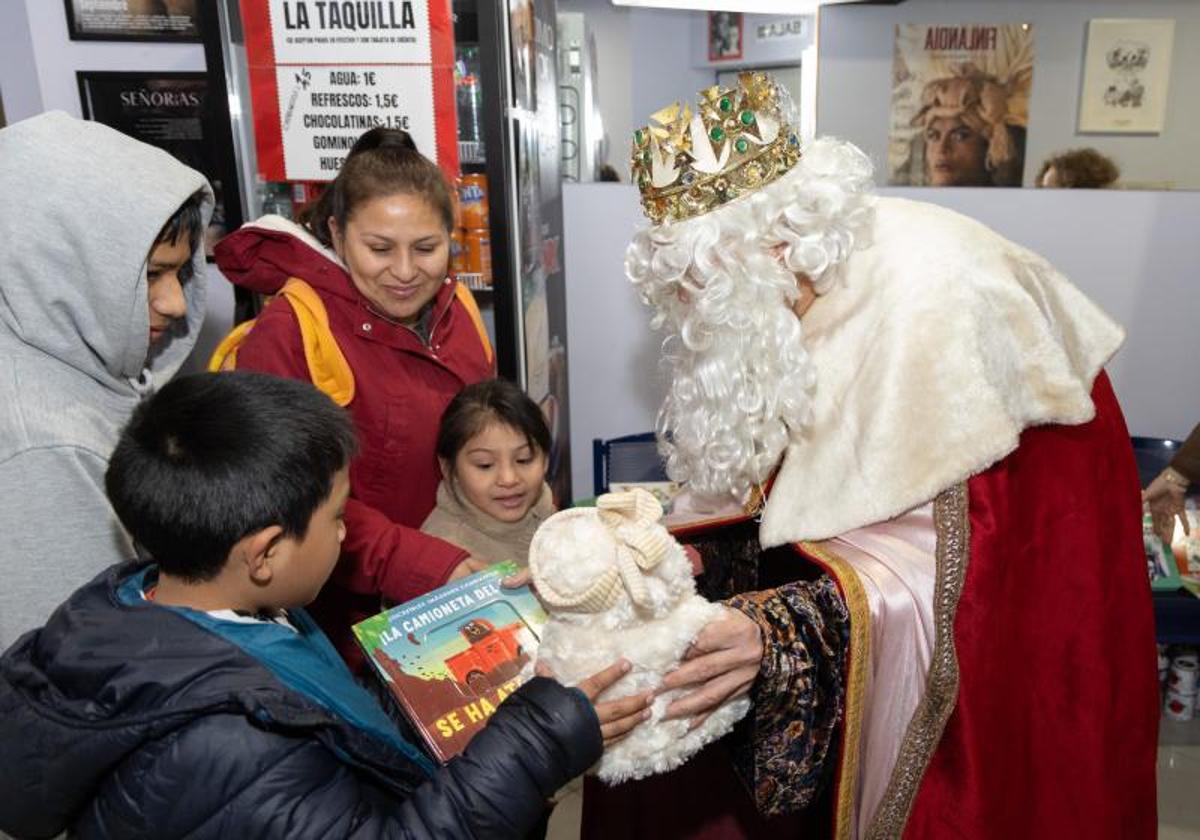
[689,11,814,69]
[816,0,1200,188]
[562,182,1200,501]
[630,7,712,164]
[0,0,41,123]
[15,0,206,117]
[563,182,666,500]
[571,4,819,175]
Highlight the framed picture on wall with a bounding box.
[64,0,200,42]
[77,71,227,256]
[887,23,1034,187]
[1078,18,1175,134]
[708,11,743,62]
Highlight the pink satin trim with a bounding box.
[817,503,937,838]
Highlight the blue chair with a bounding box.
[592,432,668,496]
[1131,436,1185,488]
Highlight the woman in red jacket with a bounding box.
[214,129,492,670]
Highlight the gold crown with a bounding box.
[631,72,802,225]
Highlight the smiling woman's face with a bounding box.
[329,192,450,324]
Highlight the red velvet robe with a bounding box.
[582,373,1158,839]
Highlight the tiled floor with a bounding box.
[547,719,1200,839]
[1160,718,1200,838]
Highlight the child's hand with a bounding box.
[447,556,489,581]
[538,659,653,749]
[500,569,532,589]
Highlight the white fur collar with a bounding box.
[760,197,1124,546]
[243,214,348,270]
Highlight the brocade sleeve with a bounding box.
[725,577,849,816]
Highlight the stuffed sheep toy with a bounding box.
[527,488,750,783]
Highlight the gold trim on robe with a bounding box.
[863,483,971,839]
[668,483,969,839]
[794,540,873,840]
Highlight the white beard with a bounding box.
[626,138,876,501]
[655,261,815,501]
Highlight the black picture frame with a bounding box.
[64,0,201,43]
[77,70,232,258]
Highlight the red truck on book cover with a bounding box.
[353,562,548,762]
[444,618,526,691]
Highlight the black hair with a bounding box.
[436,379,551,466]
[105,372,358,582]
[153,189,207,283]
[297,127,454,247]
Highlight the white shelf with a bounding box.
[459,141,485,166]
[456,272,493,292]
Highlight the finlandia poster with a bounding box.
[889,23,1034,187]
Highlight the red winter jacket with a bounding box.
[214,217,493,670]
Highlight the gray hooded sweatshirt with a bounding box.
[0,111,212,648]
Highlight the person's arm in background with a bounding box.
[1169,424,1200,485]
[0,446,133,648]
[1144,423,1200,544]
[233,302,475,602]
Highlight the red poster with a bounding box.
[240,0,458,183]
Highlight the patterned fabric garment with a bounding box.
[726,577,850,817]
[687,520,764,600]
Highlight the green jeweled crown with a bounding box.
[631,71,802,225]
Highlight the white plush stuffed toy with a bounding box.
[528,488,750,783]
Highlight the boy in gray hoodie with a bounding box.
[0,111,213,647]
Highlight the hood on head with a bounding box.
[0,111,213,390]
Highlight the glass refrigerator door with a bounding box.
[468,0,574,501]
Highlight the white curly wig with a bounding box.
[625,137,875,502]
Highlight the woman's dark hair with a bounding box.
[105,371,358,583]
[298,127,454,247]
[153,189,207,281]
[436,379,552,466]
[1036,148,1120,189]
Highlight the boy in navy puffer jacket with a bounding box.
[0,372,648,840]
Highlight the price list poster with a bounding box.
[241,0,458,182]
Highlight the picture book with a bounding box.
[352,561,547,762]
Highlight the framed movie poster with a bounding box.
[1078,18,1175,134]
[708,11,743,62]
[64,0,200,42]
[888,23,1034,187]
[77,72,227,255]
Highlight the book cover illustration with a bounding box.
[353,560,547,762]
